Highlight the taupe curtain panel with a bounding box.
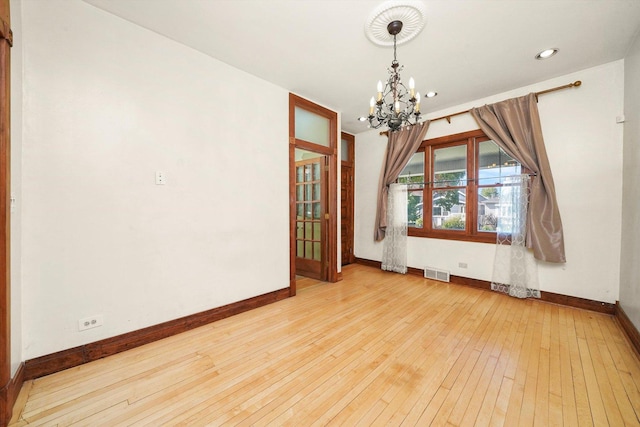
[374,121,430,241]
[471,93,566,263]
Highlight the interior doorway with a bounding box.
[294,149,328,281]
[340,133,355,266]
[288,93,338,295]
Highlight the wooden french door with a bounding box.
[294,155,327,280]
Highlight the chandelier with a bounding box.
[367,20,421,132]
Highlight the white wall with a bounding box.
[356,61,624,303]
[10,0,22,376]
[19,0,290,359]
[620,30,640,328]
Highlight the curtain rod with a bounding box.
[396,173,538,187]
[380,80,582,135]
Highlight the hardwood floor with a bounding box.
[295,275,324,291]
[9,264,640,426]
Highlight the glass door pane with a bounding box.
[294,149,325,262]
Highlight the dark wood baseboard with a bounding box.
[24,288,290,381]
[354,257,616,315]
[615,302,640,358]
[0,362,24,426]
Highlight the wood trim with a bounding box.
[0,0,11,425]
[340,132,355,266]
[0,362,23,426]
[615,302,640,358]
[24,288,290,381]
[354,258,616,315]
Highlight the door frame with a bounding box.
[289,93,338,296]
[341,132,355,266]
[0,0,11,422]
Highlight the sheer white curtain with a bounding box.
[491,175,540,298]
[382,183,408,274]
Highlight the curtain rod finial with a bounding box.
[573,80,582,87]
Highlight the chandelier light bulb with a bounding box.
[369,97,375,115]
[415,92,421,112]
[409,77,415,98]
[377,81,383,101]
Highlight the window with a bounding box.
[397,129,525,243]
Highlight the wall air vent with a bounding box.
[424,267,450,283]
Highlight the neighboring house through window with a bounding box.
[397,129,525,243]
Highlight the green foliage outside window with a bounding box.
[480,187,499,199]
[442,216,465,230]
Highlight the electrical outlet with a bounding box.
[78,314,104,331]
[458,262,468,268]
[155,171,166,185]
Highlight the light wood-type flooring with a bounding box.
[9,264,640,426]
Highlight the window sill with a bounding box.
[407,228,499,244]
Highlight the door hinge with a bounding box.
[325,213,330,220]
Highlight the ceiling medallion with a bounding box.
[365,1,427,47]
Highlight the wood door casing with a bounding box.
[289,93,338,295]
[341,133,355,266]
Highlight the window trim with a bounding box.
[405,129,524,244]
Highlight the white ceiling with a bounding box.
[82,0,640,134]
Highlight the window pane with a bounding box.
[478,140,521,185]
[397,152,425,228]
[313,183,321,200]
[304,203,312,219]
[433,145,467,187]
[305,241,313,259]
[304,164,313,182]
[432,189,466,230]
[296,203,303,219]
[397,152,424,188]
[297,240,304,257]
[407,190,423,228]
[313,202,321,219]
[296,222,304,238]
[313,162,321,180]
[305,222,312,239]
[313,242,321,261]
[296,166,304,183]
[478,187,499,232]
[305,184,312,201]
[341,138,349,161]
[295,106,330,147]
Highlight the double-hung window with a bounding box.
[397,129,525,243]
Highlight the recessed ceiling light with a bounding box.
[535,48,559,60]
[426,91,437,98]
